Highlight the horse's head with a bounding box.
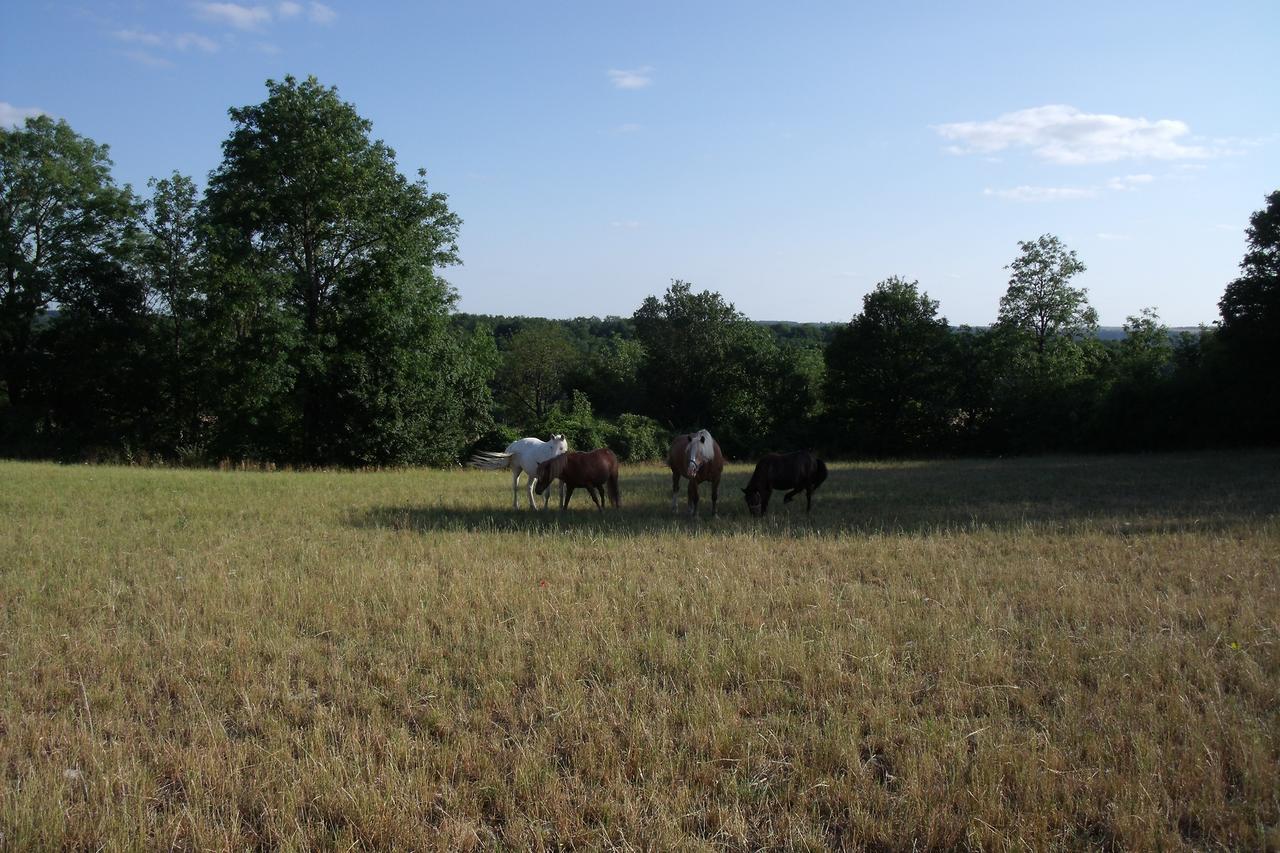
[549,433,569,455]
[686,432,706,478]
[742,486,764,517]
[533,459,552,495]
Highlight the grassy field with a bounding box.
[2,452,1278,850]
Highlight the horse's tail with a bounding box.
[468,451,513,471]
[607,470,621,508]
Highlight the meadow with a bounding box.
[1,451,1277,850]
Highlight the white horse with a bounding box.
[469,434,570,509]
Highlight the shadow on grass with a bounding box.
[349,452,1280,538]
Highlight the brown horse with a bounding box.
[534,449,621,510]
[743,450,828,517]
[668,429,725,516]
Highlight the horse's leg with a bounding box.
[783,487,803,503]
[563,485,575,509]
[511,468,521,510]
[711,478,720,517]
[670,471,680,513]
[558,480,565,510]
[527,471,538,510]
[589,485,603,510]
[687,479,699,517]
[761,488,772,516]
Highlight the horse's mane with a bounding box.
[545,451,569,479]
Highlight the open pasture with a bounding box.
[2,452,1278,849]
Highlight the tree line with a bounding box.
[2,76,1276,466]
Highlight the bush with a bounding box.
[607,413,665,462]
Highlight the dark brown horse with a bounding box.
[743,451,828,517]
[668,429,725,516]
[534,449,620,510]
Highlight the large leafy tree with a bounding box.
[203,76,486,464]
[996,234,1098,376]
[0,116,139,416]
[824,276,953,455]
[1216,190,1280,441]
[632,280,778,453]
[990,235,1102,450]
[496,322,578,425]
[141,172,205,449]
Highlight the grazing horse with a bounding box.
[468,434,569,510]
[534,449,621,510]
[743,450,828,517]
[668,429,725,517]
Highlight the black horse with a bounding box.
[742,451,828,517]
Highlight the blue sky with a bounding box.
[3,1,1276,325]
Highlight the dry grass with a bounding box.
[1,452,1278,850]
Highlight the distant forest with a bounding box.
[3,76,1277,466]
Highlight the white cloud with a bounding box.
[608,66,653,90]
[308,2,336,23]
[277,1,302,18]
[113,28,164,46]
[986,172,1160,203]
[0,102,47,128]
[937,105,1213,164]
[122,49,175,68]
[114,29,219,53]
[196,2,271,30]
[1106,173,1154,191]
[983,185,1099,202]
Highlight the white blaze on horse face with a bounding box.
[686,436,700,477]
[686,430,714,478]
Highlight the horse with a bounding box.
[534,449,621,510]
[743,450,828,517]
[668,429,725,516]
[468,434,569,509]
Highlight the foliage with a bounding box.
[202,76,478,465]
[824,276,954,455]
[607,412,666,462]
[496,321,578,426]
[1216,189,1280,442]
[632,280,779,454]
[1,91,1276,463]
[141,172,206,450]
[991,236,1104,451]
[996,234,1101,390]
[0,114,140,439]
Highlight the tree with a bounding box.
[824,276,953,455]
[1219,190,1280,337]
[996,234,1098,380]
[990,235,1102,451]
[1116,307,1172,382]
[496,322,578,425]
[203,76,476,464]
[1091,308,1175,450]
[1215,189,1280,442]
[632,280,778,453]
[1,115,138,420]
[142,172,205,449]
